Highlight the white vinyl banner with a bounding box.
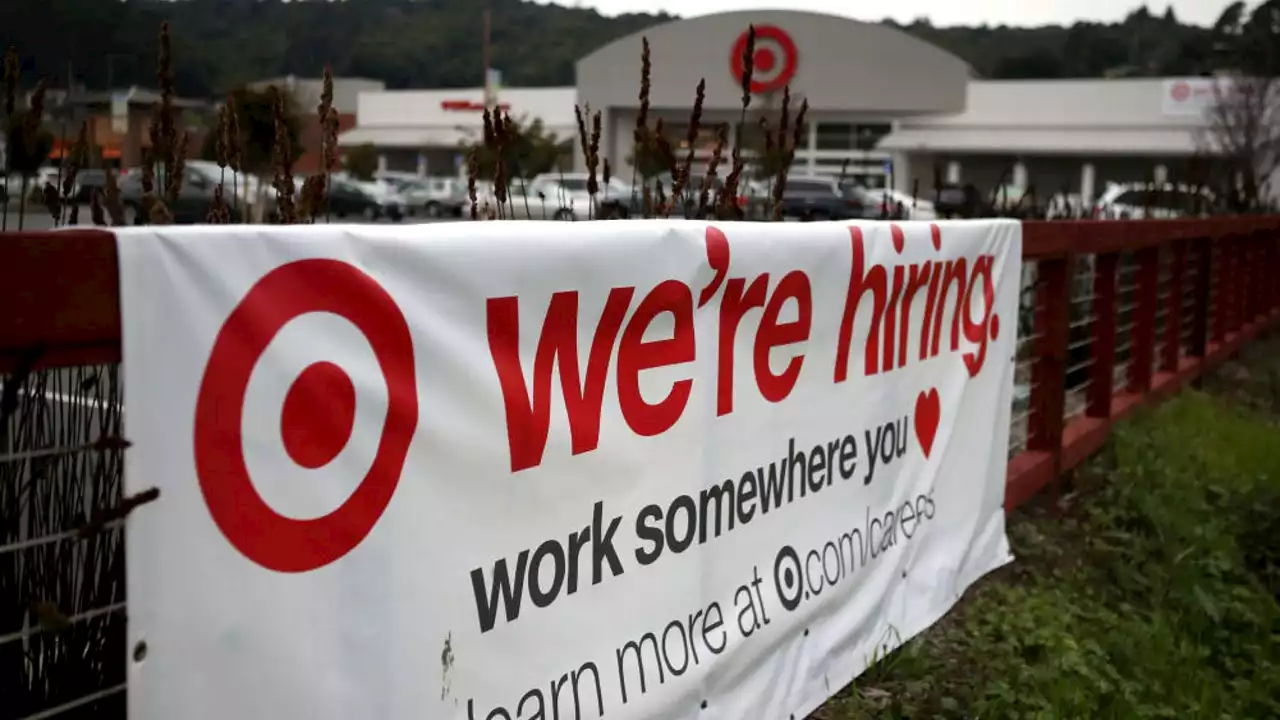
[118,219,1020,720]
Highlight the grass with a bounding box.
[814,339,1280,719]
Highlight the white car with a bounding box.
[527,173,633,220]
[377,172,467,217]
[881,189,937,220]
[1092,182,1217,220]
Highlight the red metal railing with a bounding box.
[1006,216,1280,510]
[1,217,1280,718]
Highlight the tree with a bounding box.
[736,93,808,181]
[992,50,1064,79]
[628,125,677,180]
[4,111,54,178]
[0,0,1233,97]
[1200,0,1280,210]
[462,114,571,180]
[343,143,378,181]
[200,85,302,176]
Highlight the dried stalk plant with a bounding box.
[466,148,479,220]
[317,66,340,223]
[137,20,178,225]
[717,25,755,220]
[586,110,602,218]
[270,85,297,224]
[631,37,652,197]
[102,168,125,226]
[697,123,728,218]
[207,103,233,223]
[12,79,47,231]
[225,92,243,213]
[490,108,509,220]
[62,121,89,225]
[668,79,705,217]
[1,46,18,231]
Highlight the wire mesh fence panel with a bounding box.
[1114,251,1139,391]
[1181,243,1203,359]
[1151,247,1171,378]
[1064,253,1097,422]
[1,364,127,720]
[1010,260,1040,457]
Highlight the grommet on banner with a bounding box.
[803,628,809,636]
[700,700,708,710]
[132,640,148,663]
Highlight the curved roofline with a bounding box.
[577,9,973,72]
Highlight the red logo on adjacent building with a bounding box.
[1170,81,1191,102]
[731,25,798,94]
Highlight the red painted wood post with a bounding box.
[1250,231,1267,323]
[1128,246,1160,393]
[1087,252,1119,417]
[1189,236,1213,359]
[1212,235,1228,345]
[1161,240,1186,372]
[1234,233,1246,329]
[1259,233,1269,316]
[1226,234,1243,335]
[1028,256,1070,462]
[1268,231,1280,316]
[1246,233,1258,323]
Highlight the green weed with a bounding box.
[816,348,1280,720]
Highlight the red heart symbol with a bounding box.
[930,223,941,251]
[890,224,905,253]
[914,389,941,458]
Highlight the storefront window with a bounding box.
[854,124,891,150]
[659,123,721,152]
[816,123,854,150]
[815,123,892,151]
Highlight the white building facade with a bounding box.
[339,86,577,176]
[339,10,1256,204]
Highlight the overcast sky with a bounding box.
[547,0,1230,28]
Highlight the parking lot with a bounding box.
[1,205,468,231]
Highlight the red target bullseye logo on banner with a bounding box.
[193,258,419,574]
[731,25,798,94]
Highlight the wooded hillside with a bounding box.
[0,1,1225,97]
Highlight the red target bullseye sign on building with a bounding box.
[731,25,798,94]
[192,258,419,574]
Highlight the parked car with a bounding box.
[377,172,469,217]
[933,183,971,217]
[71,169,107,203]
[2,167,75,205]
[775,176,874,221]
[1044,192,1087,220]
[526,173,634,220]
[326,176,405,221]
[116,165,244,224]
[616,172,751,219]
[1092,182,1218,220]
[881,189,937,220]
[839,184,917,220]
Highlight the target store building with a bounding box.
[343,10,1226,203]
